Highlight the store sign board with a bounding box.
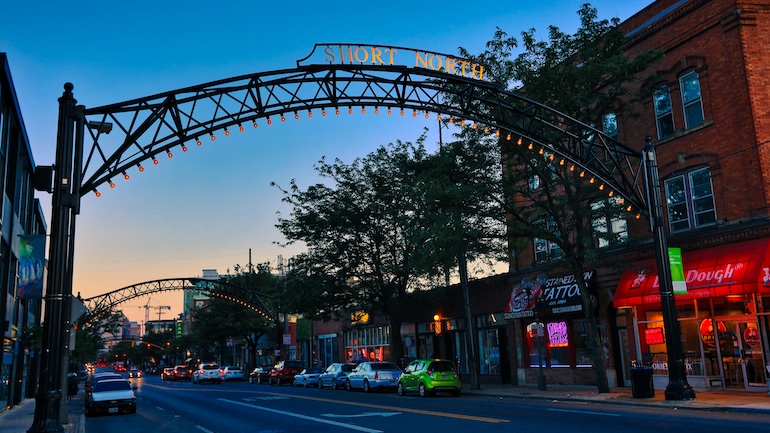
[668,247,688,295]
[504,271,594,319]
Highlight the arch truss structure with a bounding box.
[80,43,649,215]
[82,277,276,322]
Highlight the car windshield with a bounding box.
[429,361,455,372]
[371,363,400,370]
[94,380,131,392]
[202,365,218,370]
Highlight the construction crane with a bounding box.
[143,298,171,334]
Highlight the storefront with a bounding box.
[505,270,606,385]
[343,325,391,364]
[614,238,770,392]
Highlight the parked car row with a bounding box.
[247,359,461,397]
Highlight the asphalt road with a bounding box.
[85,374,770,433]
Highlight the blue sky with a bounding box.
[2,0,652,324]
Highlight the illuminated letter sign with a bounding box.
[298,44,486,82]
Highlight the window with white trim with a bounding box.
[680,71,704,129]
[653,85,675,139]
[591,197,628,248]
[664,167,716,232]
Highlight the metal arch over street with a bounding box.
[81,277,276,322]
[79,43,648,215]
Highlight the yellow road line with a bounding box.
[238,390,510,424]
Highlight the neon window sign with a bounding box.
[547,321,569,347]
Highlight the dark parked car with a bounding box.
[268,360,304,386]
[249,367,270,384]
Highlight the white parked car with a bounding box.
[193,362,222,384]
[221,365,245,381]
[292,368,324,387]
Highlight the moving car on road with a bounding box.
[160,367,175,381]
[173,365,192,381]
[397,359,461,397]
[318,363,356,389]
[193,362,222,384]
[345,362,402,392]
[84,378,137,417]
[127,367,142,378]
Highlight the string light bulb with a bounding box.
[599,184,605,190]
[472,122,477,129]
[461,120,466,126]
[589,177,595,184]
[507,133,512,141]
[224,128,230,136]
[569,165,575,171]
[517,137,523,145]
[252,120,258,128]
[528,143,534,150]
[182,144,188,152]
[308,109,313,118]
[123,172,130,180]
[484,126,489,133]
[167,150,173,158]
[559,159,565,166]
[153,157,158,165]
[387,107,392,115]
[362,107,366,114]
[617,197,624,204]
[322,108,327,116]
[413,110,417,117]
[280,114,286,122]
[335,107,340,115]
[608,190,614,197]
[109,180,115,188]
[196,137,202,146]
[95,190,101,197]
[448,117,454,123]
[425,111,429,119]
[294,111,299,120]
[239,124,244,132]
[210,133,216,141]
[375,107,379,114]
[138,164,144,172]
[400,108,404,116]
[579,171,585,178]
[495,130,500,137]
[349,107,353,115]
[267,117,272,125]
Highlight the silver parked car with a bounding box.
[345,362,402,392]
[293,368,325,387]
[318,363,357,389]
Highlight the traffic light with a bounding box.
[176,321,183,338]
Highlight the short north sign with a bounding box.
[297,43,486,81]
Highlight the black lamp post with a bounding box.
[28,83,83,433]
[642,136,695,401]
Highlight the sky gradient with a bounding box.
[2,0,653,324]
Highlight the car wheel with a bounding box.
[363,379,371,393]
[318,379,323,389]
[345,379,352,391]
[397,382,406,396]
[303,378,308,388]
[418,383,428,397]
[257,376,262,384]
[331,378,337,389]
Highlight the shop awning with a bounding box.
[613,238,770,307]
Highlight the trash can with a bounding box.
[630,366,654,398]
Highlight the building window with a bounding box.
[602,112,618,139]
[534,219,563,262]
[680,71,704,129]
[591,197,628,248]
[653,85,675,139]
[664,167,717,232]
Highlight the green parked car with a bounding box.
[397,359,461,397]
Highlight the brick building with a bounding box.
[308,0,770,395]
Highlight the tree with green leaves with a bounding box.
[72,308,124,367]
[190,270,274,367]
[274,134,469,365]
[452,4,663,392]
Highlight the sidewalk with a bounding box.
[0,391,84,433]
[464,383,770,413]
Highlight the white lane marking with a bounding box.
[322,412,400,418]
[196,426,214,433]
[155,406,165,411]
[218,398,383,433]
[547,408,621,417]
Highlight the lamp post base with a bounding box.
[665,383,696,401]
[27,390,64,433]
